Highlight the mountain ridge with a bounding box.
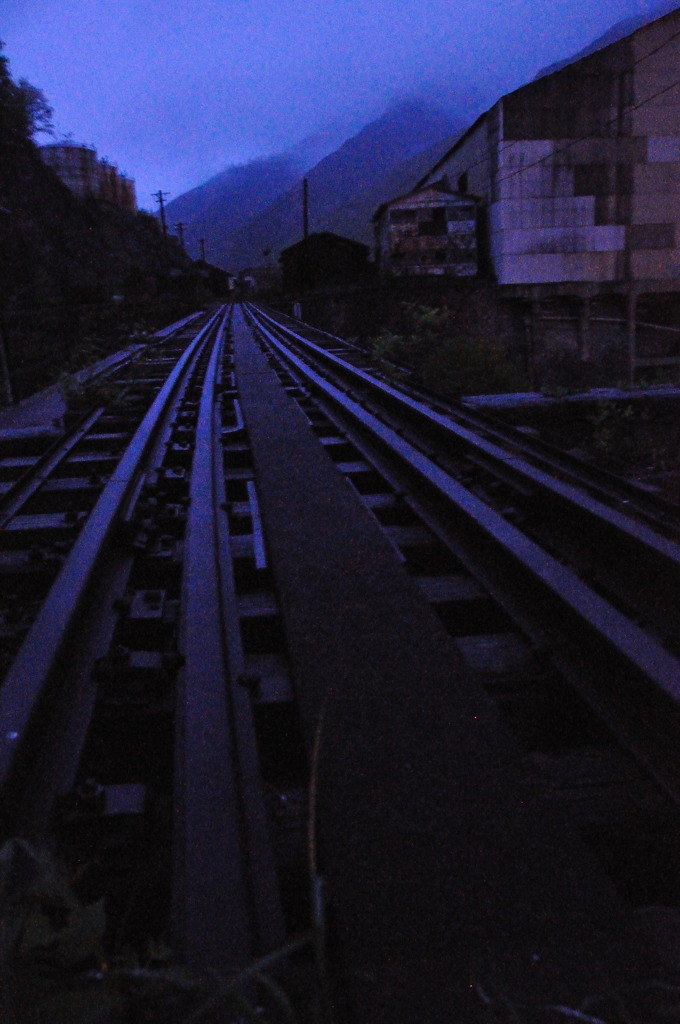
[165,98,462,270]
[166,4,680,272]
[534,0,680,78]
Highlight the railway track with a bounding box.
[2,301,680,1022]
[251,315,680,733]
[252,302,680,537]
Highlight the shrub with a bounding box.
[369,302,526,397]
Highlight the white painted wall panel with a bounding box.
[648,136,680,162]
[493,225,625,256]
[498,162,573,201]
[496,251,618,285]
[489,196,594,231]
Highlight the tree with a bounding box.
[0,41,53,147]
[15,78,54,139]
[370,302,527,398]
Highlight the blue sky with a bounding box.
[1,0,671,210]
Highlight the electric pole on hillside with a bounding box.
[175,222,185,251]
[152,190,170,259]
[199,238,206,262]
[303,177,309,240]
[302,178,310,291]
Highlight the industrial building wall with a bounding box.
[39,144,137,214]
[629,12,680,283]
[419,114,495,207]
[417,6,680,291]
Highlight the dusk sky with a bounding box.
[2,0,672,211]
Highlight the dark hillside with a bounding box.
[0,44,198,400]
[220,99,461,269]
[163,118,366,264]
[163,155,301,264]
[165,99,462,271]
[313,129,462,245]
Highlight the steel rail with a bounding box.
[249,303,680,536]
[246,304,680,638]
[244,306,680,800]
[0,405,107,526]
[174,308,285,970]
[0,309,225,815]
[453,397,680,527]
[0,314,211,527]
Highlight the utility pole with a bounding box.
[152,190,170,258]
[175,221,185,250]
[0,318,14,406]
[199,237,206,262]
[302,178,310,291]
[303,178,309,240]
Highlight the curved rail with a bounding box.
[250,302,680,537]
[246,304,680,640]
[244,302,680,801]
[0,309,223,821]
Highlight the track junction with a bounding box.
[1,303,680,1023]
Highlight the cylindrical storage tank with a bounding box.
[119,175,137,213]
[39,144,99,198]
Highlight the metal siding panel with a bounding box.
[635,162,680,194]
[630,249,680,279]
[634,70,680,106]
[497,225,624,255]
[628,223,676,249]
[496,251,618,284]
[632,192,680,224]
[489,197,595,231]
[632,98,680,135]
[647,137,680,162]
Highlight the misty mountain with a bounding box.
[311,130,463,245]
[164,116,367,262]
[535,0,680,78]
[286,114,369,172]
[164,155,301,260]
[166,98,462,270]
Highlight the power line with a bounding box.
[152,189,170,235]
[494,71,680,191]
[420,20,680,192]
[494,21,680,179]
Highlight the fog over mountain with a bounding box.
[6,0,676,212]
[165,0,680,272]
[166,98,462,269]
[535,0,680,76]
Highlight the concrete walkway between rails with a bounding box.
[232,305,659,1024]
[0,312,204,432]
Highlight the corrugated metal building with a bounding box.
[39,143,137,214]
[414,6,680,376]
[373,179,478,278]
[280,232,371,292]
[418,6,680,293]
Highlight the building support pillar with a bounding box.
[579,296,591,362]
[626,288,637,386]
[530,301,541,388]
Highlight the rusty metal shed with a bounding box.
[373,179,478,279]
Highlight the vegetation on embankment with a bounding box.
[368,301,527,398]
[0,41,212,401]
[493,392,680,504]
